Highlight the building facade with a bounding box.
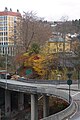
[48,36,70,54]
[0,8,21,56]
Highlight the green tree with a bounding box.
[29,43,40,54]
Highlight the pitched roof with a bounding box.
[0,11,21,17]
[49,37,65,42]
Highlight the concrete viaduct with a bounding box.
[0,79,76,120]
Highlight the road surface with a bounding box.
[57,84,80,120]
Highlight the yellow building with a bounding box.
[48,36,70,54]
[0,8,21,56]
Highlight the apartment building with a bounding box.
[0,7,21,56]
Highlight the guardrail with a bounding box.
[37,86,76,120]
[40,98,76,120]
[18,78,78,84]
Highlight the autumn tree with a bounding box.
[16,42,60,79]
[9,11,52,73]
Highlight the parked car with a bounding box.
[0,70,11,79]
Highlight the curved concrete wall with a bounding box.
[40,99,76,120]
[37,87,76,120]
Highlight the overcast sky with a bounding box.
[0,0,80,21]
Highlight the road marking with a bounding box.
[72,92,80,97]
[70,101,78,119]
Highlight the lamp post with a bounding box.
[57,74,61,84]
[67,72,72,103]
[5,45,8,89]
[78,70,80,89]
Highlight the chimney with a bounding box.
[17,9,19,12]
[4,7,8,11]
[10,8,12,11]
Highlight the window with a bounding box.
[0,27,3,31]
[59,43,62,47]
[0,16,4,20]
[3,47,4,54]
[14,17,16,21]
[0,22,3,25]
[14,26,16,28]
[0,32,3,36]
[4,42,8,45]
[4,37,8,41]
[4,27,7,31]
[4,16,7,20]
[53,49,56,52]
[4,21,7,26]
[59,48,62,51]
[4,32,7,36]
[14,30,16,33]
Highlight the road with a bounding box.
[57,84,80,120]
[69,93,80,120]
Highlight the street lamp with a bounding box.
[78,70,80,89]
[57,74,61,84]
[5,45,8,89]
[67,72,72,103]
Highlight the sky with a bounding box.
[0,0,80,21]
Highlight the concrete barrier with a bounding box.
[40,98,76,120]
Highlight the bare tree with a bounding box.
[15,11,52,54]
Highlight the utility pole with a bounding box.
[5,46,8,89]
[78,70,80,89]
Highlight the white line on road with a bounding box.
[70,101,78,119]
[72,92,80,97]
